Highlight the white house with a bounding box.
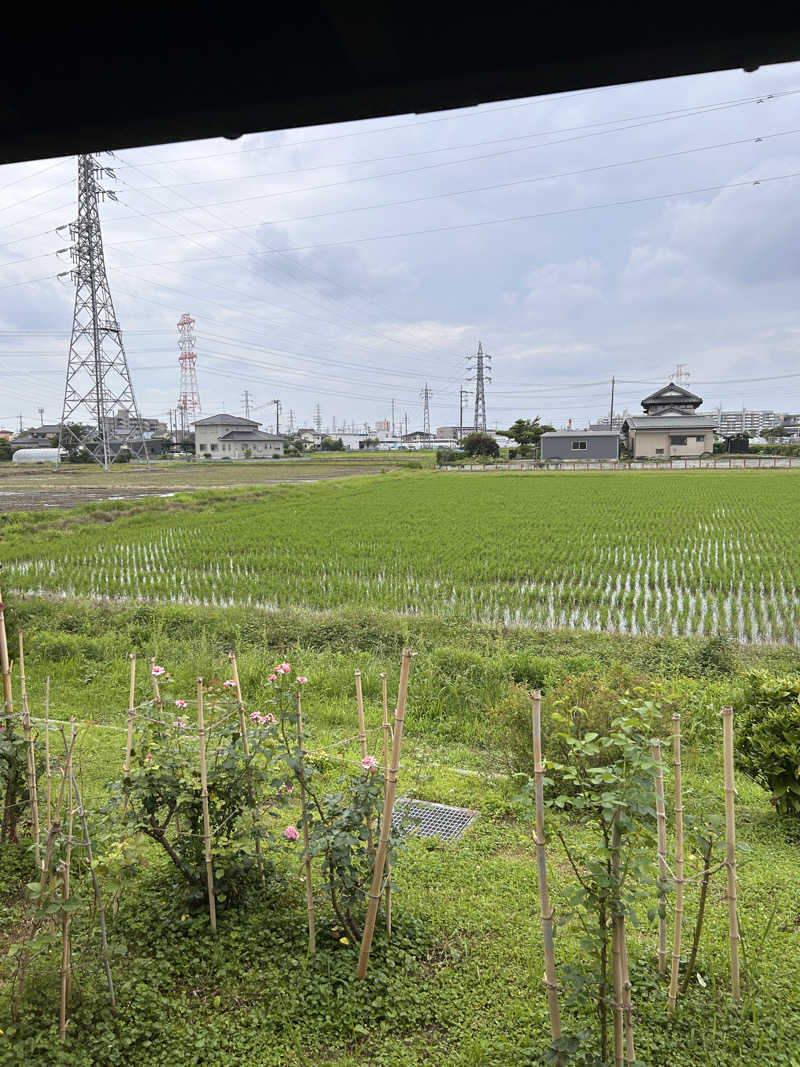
[193,414,284,459]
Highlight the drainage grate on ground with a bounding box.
[392,798,477,841]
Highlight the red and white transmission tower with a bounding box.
[176,313,201,439]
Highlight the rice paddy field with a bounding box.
[2,469,800,645]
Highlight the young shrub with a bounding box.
[734,671,800,817]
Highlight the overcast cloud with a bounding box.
[2,61,800,433]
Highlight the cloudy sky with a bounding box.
[2,60,800,434]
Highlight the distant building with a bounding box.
[193,414,284,459]
[622,382,714,458]
[540,430,619,461]
[105,407,167,438]
[401,431,434,445]
[0,429,13,441]
[712,409,781,436]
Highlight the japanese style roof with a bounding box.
[218,430,282,442]
[193,413,260,427]
[623,415,715,430]
[640,382,703,410]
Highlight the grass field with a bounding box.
[3,469,799,644]
[0,470,799,1065]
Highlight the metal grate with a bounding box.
[393,798,477,841]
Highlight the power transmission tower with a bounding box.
[38,407,45,425]
[672,363,691,385]
[313,404,322,432]
[466,342,491,432]
[17,414,23,434]
[57,154,149,469]
[272,399,281,434]
[177,313,201,440]
[242,390,252,420]
[420,383,432,439]
[391,398,396,437]
[288,409,295,434]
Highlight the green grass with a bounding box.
[2,469,800,644]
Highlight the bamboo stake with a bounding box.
[40,729,79,894]
[721,706,741,1000]
[59,724,75,1041]
[197,678,217,931]
[620,922,636,1064]
[667,713,684,1017]
[0,586,18,844]
[120,654,136,817]
[228,652,265,885]
[530,690,562,1042]
[45,676,52,828]
[354,669,375,857]
[356,649,412,981]
[380,672,391,938]
[18,632,41,871]
[71,771,115,1008]
[652,740,668,975]
[610,817,624,1067]
[296,691,316,955]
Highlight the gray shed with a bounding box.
[540,430,619,461]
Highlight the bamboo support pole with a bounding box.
[610,817,624,1067]
[530,690,562,1042]
[354,669,375,856]
[228,652,265,885]
[40,729,78,893]
[296,692,316,955]
[380,672,391,938]
[0,586,18,844]
[620,922,636,1064]
[356,649,412,981]
[71,771,115,1008]
[667,713,684,1017]
[120,654,136,816]
[18,633,41,871]
[652,740,668,976]
[59,726,75,1041]
[197,679,217,932]
[45,676,52,829]
[721,706,741,1000]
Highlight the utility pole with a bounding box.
[391,398,396,438]
[17,414,23,434]
[57,154,149,469]
[404,412,409,437]
[459,387,471,443]
[272,399,281,435]
[38,407,45,426]
[466,342,491,431]
[420,382,432,439]
[609,376,616,429]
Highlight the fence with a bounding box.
[439,455,800,473]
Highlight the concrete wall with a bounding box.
[541,434,619,460]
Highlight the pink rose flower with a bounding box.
[268,673,277,682]
[151,665,166,677]
[249,711,261,722]
[175,699,188,709]
[284,825,299,842]
[361,755,378,772]
[145,753,153,761]
[172,719,187,729]
[296,676,308,684]
[223,680,236,689]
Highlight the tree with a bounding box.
[359,437,380,449]
[505,416,555,446]
[462,432,499,458]
[320,436,345,451]
[59,423,95,463]
[0,438,11,462]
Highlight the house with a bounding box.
[622,383,715,459]
[193,414,284,459]
[540,430,619,461]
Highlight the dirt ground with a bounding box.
[0,456,414,511]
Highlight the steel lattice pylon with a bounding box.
[467,341,491,431]
[58,155,149,469]
[177,312,201,439]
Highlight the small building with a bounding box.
[12,447,60,464]
[193,414,284,459]
[640,382,703,416]
[540,430,620,461]
[622,416,715,458]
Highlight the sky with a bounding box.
[1,61,800,435]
